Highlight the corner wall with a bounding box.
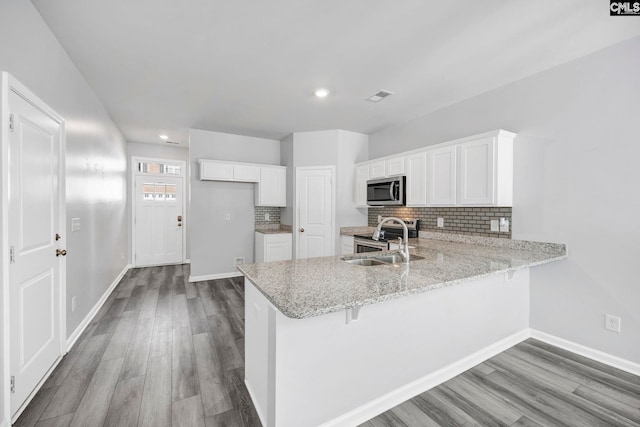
[369,37,640,364]
[188,129,280,279]
[0,0,128,422]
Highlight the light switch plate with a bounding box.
[437,218,444,228]
[499,218,510,232]
[71,218,81,232]
[490,219,499,232]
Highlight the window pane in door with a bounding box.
[165,184,176,200]
[154,183,166,200]
[143,183,155,200]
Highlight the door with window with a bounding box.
[133,160,184,266]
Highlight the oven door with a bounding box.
[354,238,388,253]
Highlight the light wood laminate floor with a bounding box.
[14,265,640,427]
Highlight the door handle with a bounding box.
[56,249,67,257]
[299,228,304,232]
[177,215,182,221]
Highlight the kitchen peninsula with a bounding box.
[237,235,567,427]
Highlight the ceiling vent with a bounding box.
[366,90,394,103]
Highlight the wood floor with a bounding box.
[14,264,640,427]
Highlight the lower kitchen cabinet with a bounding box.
[341,235,354,255]
[255,232,292,262]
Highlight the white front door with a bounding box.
[296,167,334,259]
[8,88,64,416]
[134,174,183,266]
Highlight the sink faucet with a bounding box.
[372,217,410,265]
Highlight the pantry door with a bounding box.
[6,78,66,418]
[296,166,335,259]
[133,159,185,266]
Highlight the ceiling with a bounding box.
[32,0,640,146]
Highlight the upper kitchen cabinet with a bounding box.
[457,131,515,206]
[255,166,287,207]
[405,151,427,206]
[354,164,369,208]
[385,156,405,176]
[198,159,259,182]
[368,160,386,179]
[428,145,457,206]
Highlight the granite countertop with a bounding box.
[237,234,567,319]
[339,226,377,236]
[255,226,292,235]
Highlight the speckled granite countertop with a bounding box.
[237,236,567,319]
[255,226,292,234]
[339,226,376,236]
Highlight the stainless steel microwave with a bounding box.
[367,176,406,206]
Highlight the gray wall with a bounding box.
[369,37,640,363]
[189,129,280,278]
[127,142,190,261]
[282,130,368,256]
[0,1,128,422]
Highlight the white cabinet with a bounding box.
[255,166,286,207]
[405,151,427,206]
[428,146,457,205]
[368,161,386,179]
[457,133,513,206]
[255,232,292,262]
[340,235,354,255]
[354,164,369,207]
[385,156,405,176]
[199,160,260,182]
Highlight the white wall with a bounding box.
[369,37,640,364]
[127,142,190,261]
[189,129,280,278]
[0,0,128,422]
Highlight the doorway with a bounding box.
[1,73,66,421]
[295,166,335,259]
[131,157,186,267]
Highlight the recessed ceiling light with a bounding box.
[159,134,169,140]
[314,88,330,98]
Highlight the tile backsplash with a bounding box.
[255,206,281,228]
[368,206,512,238]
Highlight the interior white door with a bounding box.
[134,175,183,266]
[9,89,63,415]
[297,168,333,259]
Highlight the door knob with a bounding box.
[177,215,182,221]
[299,228,304,232]
[56,249,67,257]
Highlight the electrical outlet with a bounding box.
[71,296,77,312]
[234,257,244,266]
[490,220,499,232]
[499,218,510,232]
[225,213,231,221]
[71,218,81,232]
[605,314,621,333]
[378,215,382,223]
[437,218,444,228]
[264,213,270,221]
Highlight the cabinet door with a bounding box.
[458,137,495,205]
[354,165,369,207]
[200,161,233,181]
[385,156,405,176]
[234,164,260,182]
[405,152,427,206]
[428,146,456,205]
[257,167,286,206]
[368,161,386,179]
[340,235,354,255]
[265,234,292,262]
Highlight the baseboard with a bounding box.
[244,379,266,427]
[321,329,530,427]
[1,417,9,427]
[188,271,243,282]
[529,329,640,376]
[65,263,131,350]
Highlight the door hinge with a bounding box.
[10,376,15,394]
[9,113,15,132]
[9,245,15,264]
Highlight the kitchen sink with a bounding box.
[342,253,424,266]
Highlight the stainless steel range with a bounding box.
[353,219,419,253]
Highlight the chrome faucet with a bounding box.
[372,217,410,265]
